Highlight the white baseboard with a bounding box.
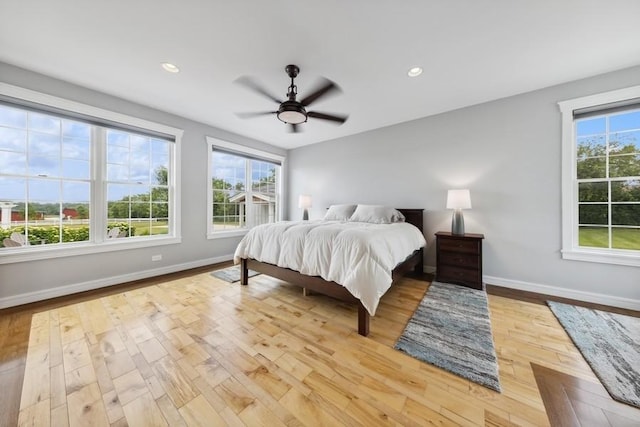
[484,275,640,312]
[0,255,234,309]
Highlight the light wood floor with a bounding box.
[2,265,639,426]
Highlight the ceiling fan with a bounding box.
[235,64,348,133]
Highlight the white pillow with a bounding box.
[323,204,357,221]
[349,205,405,224]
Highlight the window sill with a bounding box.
[561,248,640,267]
[207,229,248,240]
[0,236,182,265]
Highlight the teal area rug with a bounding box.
[210,265,259,283]
[547,301,640,408]
[394,281,501,392]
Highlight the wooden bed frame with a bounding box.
[239,208,424,336]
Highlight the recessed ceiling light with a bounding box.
[161,62,180,73]
[407,67,423,77]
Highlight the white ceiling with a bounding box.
[2,1,640,149]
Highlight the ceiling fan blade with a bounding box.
[299,78,340,106]
[288,123,301,133]
[235,111,277,119]
[307,111,348,124]
[235,76,282,104]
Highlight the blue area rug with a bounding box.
[210,265,259,283]
[547,301,640,408]
[395,281,501,392]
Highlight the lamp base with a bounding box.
[302,209,309,221]
[451,209,465,235]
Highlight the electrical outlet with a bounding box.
[151,254,162,262]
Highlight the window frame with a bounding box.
[0,83,183,264]
[206,137,284,239]
[558,85,640,267]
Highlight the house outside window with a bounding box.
[0,83,182,263]
[559,85,640,267]
[206,137,284,238]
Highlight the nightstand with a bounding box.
[435,231,484,290]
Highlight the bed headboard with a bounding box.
[398,209,424,233]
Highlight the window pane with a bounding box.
[28,112,60,135]
[0,105,27,128]
[107,184,130,201]
[62,182,90,203]
[609,154,640,177]
[612,180,640,202]
[0,151,27,175]
[577,117,605,136]
[609,130,640,155]
[578,182,608,202]
[612,204,640,226]
[107,130,129,147]
[578,204,608,225]
[0,127,27,152]
[63,137,91,160]
[62,120,91,140]
[63,159,90,179]
[0,177,26,201]
[577,135,606,157]
[578,226,609,248]
[107,143,129,165]
[151,203,168,219]
[29,155,61,178]
[29,179,60,202]
[612,227,640,250]
[107,163,129,181]
[577,157,606,179]
[29,131,60,157]
[151,186,168,202]
[609,111,640,132]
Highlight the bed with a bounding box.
[235,207,426,336]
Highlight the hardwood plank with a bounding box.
[121,392,168,427]
[532,362,640,426]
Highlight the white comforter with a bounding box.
[233,220,426,316]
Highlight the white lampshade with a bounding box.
[298,195,312,209]
[446,189,472,210]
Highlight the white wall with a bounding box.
[288,65,640,310]
[0,62,287,308]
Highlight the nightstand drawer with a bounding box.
[439,252,480,269]
[437,264,481,286]
[438,238,480,255]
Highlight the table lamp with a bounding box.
[298,195,312,220]
[446,189,471,235]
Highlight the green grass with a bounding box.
[579,227,640,250]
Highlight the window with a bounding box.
[559,85,640,267]
[0,83,182,263]
[206,137,283,238]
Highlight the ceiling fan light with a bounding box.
[277,102,307,124]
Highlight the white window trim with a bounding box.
[0,83,183,264]
[206,137,285,239]
[558,84,640,267]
